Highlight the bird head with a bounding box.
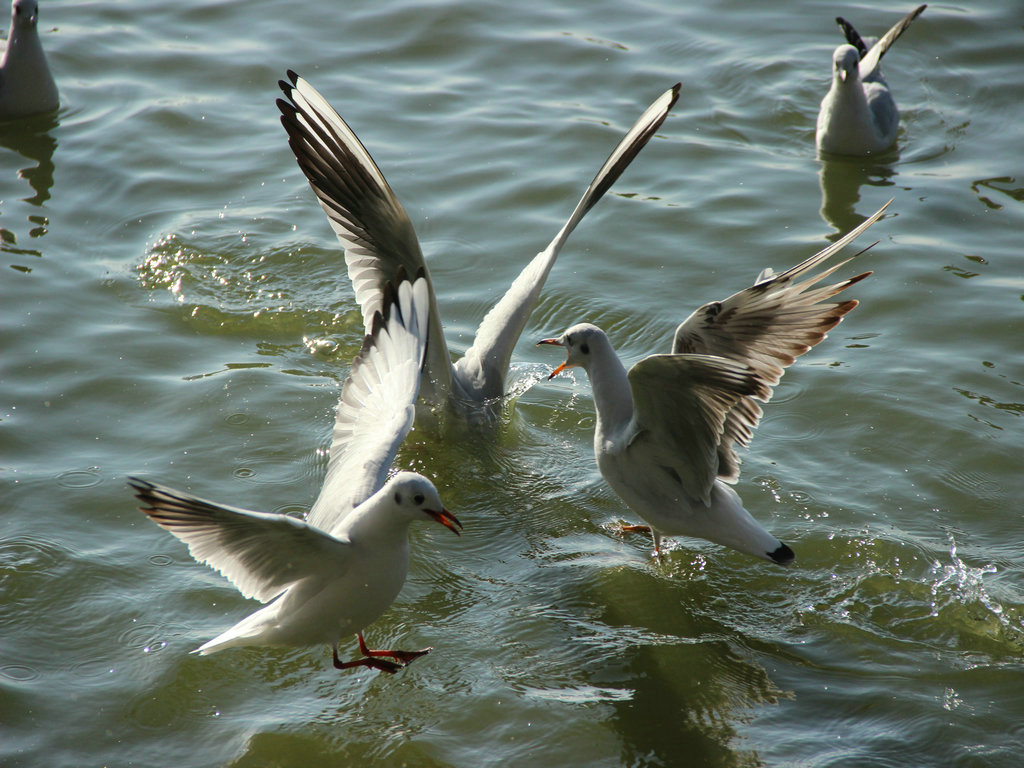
[386,472,461,536]
[13,0,40,27]
[832,45,861,85]
[537,323,605,379]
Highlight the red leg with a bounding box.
[331,634,433,674]
[617,523,663,557]
[333,643,403,674]
[356,633,432,665]
[619,523,651,534]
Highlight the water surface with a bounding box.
[2,1,1022,765]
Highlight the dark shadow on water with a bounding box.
[818,152,898,237]
[0,112,58,271]
[577,569,783,767]
[0,112,58,206]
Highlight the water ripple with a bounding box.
[0,664,41,682]
[118,620,193,656]
[0,536,65,613]
[56,468,103,489]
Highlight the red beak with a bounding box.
[537,338,569,379]
[427,508,463,536]
[547,361,570,380]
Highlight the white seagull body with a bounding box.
[815,5,926,157]
[130,272,463,674]
[0,0,58,119]
[540,201,891,563]
[277,71,680,410]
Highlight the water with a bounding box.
[2,0,1022,765]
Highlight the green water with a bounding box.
[2,1,1022,766]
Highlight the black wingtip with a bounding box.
[835,16,868,59]
[278,70,301,98]
[126,476,153,495]
[769,542,795,565]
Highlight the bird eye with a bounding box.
[394,491,402,504]
[580,343,589,354]
[414,493,425,505]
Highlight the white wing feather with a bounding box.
[306,273,430,536]
[278,72,453,402]
[458,83,681,399]
[857,5,927,81]
[129,478,348,603]
[671,200,889,483]
[626,354,771,506]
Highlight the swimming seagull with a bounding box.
[278,71,680,409]
[539,200,891,563]
[129,271,463,674]
[815,5,926,156]
[0,0,59,119]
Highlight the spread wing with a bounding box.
[305,271,430,537]
[835,16,869,59]
[672,199,889,482]
[855,5,926,81]
[130,478,349,603]
[277,71,453,401]
[456,83,681,399]
[626,354,771,506]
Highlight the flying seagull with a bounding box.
[278,71,680,409]
[130,271,462,674]
[539,201,891,563]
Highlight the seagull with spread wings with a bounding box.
[816,5,926,156]
[277,72,680,409]
[130,271,462,674]
[539,201,890,563]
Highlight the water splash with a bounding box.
[928,535,999,620]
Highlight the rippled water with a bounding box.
[2,0,1022,766]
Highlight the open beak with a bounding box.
[536,337,569,380]
[426,508,463,536]
[546,361,570,380]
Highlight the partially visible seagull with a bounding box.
[0,0,58,119]
[130,271,464,674]
[816,5,926,156]
[539,201,891,563]
[278,71,680,410]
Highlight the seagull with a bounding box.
[539,201,891,563]
[815,5,926,157]
[129,271,464,674]
[0,0,59,119]
[277,71,680,409]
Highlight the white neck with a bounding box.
[343,489,411,551]
[586,341,634,440]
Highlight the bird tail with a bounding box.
[698,483,795,565]
[191,600,282,655]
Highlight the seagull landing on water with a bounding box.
[539,201,891,564]
[130,272,463,675]
[815,5,926,157]
[0,0,58,119]
[278,71,679,411]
